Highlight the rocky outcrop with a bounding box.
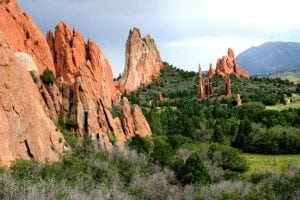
[197,65,212,99]
[236,93,242,106]
[156,91,163,102]
[0,1,154,167]
[47,22,119,106]
[0,32,65,167]
[0,0,55,74]
[120,97,151,137]
[207,63,215,78]
[224,75,232,97]
[116,27,164,94]
[214,48,249,78]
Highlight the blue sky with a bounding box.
[19,0,300,76]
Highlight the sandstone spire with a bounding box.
[197,64,205,99]
[197,64,212,99]
[236,93,242,106]
[207,63,215,78]
[47,22,119,106]
[224,75,232,97]
[116,27,164,94]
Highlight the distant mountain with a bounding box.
[236,42,300,75]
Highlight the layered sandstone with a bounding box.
[0,1,154,167]
[116,27,164,94]
[214,48,249,78]
[0,33,64,167]
[47,22,119,106]
[0,0,55,73]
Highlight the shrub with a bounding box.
[127,135,153,154]
[176,153,211,185]
[210,125,227,144]
[208,144,249,173]
[110,104,123,118]
[40,68,56,84]
[150,136,174,166]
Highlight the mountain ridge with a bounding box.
[236,41,300,75]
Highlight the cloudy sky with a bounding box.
[19,0,300,76]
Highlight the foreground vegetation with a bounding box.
[1,64,299,199]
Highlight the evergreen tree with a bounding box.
[233,117,252,149]
[210,125,226,144]
[176,153,211,185]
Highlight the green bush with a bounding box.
[110,104,123,118]
[210,125,227,144]
[40,68,56,84]
[176,153,211,185]
[208,144,249,172]
[127,135,153,154]
[150,136,174,166]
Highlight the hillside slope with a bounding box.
[236,42,300,75]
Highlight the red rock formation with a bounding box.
[215,48,249,78]
[0,0,55,74]
[0,1,153,166]
[156,91,163,102]
[47,22,119,106]
[116,27,164,94]
[0,32,65,167]
[197,65,212,99]
[224,75,232,97]
[132,104,152,137]
[236,93,242,106]
[120,97,151,137]
[197,65,205,99]
[207,63,215,78]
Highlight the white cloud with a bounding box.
[167,35,266,54]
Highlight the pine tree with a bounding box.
[176,153,211,185]
[210,125,226,144]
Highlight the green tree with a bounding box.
[233,118,252,149]
[210,125,226,144]
[176,153,211,185]
[40,67,56,84]
[128,135,153,154]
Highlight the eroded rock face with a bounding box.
[47,22,119,107]
[120,97,151,138]
[0,0,153,167]
[0,33,64,167]
[0,0,55,74]
[214,48,249,78]
[14,52,39,73]
[116,27,164,94]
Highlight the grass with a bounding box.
[266,93,300,110]
[278,72,300,84]
[243,153,300,177]
[266,102,300,111]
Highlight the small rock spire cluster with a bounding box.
[208,48,249,78]
[197,64,212,99]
